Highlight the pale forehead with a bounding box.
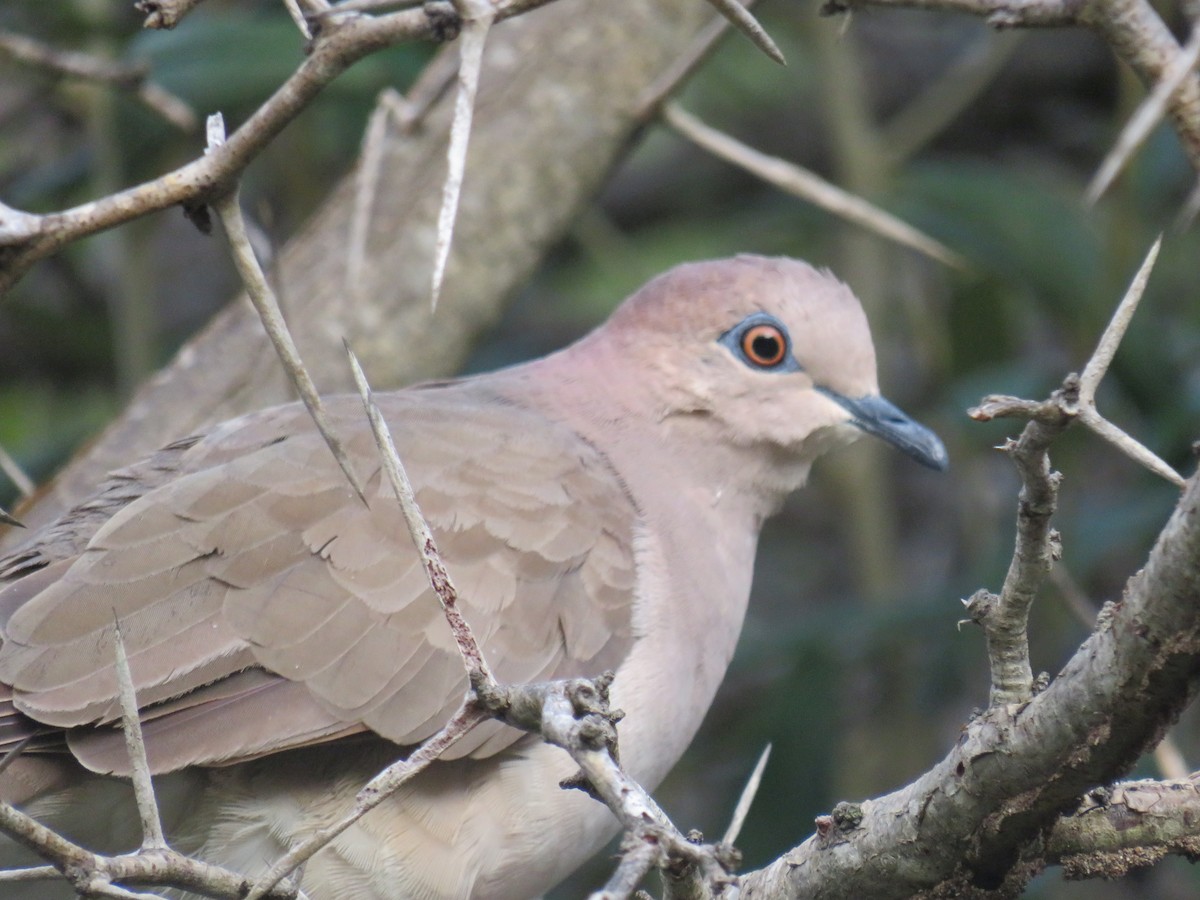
[612,255,864,333]
[609,255,877,393]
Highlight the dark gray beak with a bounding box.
[818,388,949,471]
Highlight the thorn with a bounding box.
[430,2,494,310]
[701,0,786,65]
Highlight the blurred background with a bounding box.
[1,0,1198,896]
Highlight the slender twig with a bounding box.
[636,11,740,120]
[698,0,785,65]
[723,744,771,845]
[591,837,662,900]
[1074,237,1184,487]
[344,343,493,677]
[0,0,565,295]
[208,116,367,503]
[1087,24,1200,204]
[0,865,59,883]
[973,241,1182,488]
[243,700,490,900]
[662,103,966,269]
[346,87,411,304]
[326,0,424,12]
[882,32,1023,165]
[0,28,196,131]
[961,239,1176,707]
[111,620,167,851]
[430,0,494,310]
[964,405,1067,706]
[282,0,315,39]
[0,799,301,898]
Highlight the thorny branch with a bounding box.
[429,0,494,310]
[0,631,303,899]
[662,102,965,268]
[209,114,369,504]
[0,0,562,296]
[964,238,1176,708]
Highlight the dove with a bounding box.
[0,255,946,899]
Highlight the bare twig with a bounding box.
[636,0,762,120]
[723,743,771,845]
[1080,0,1200,171]
[819,0,1078,27]
[111,621,166,851]
[243,700,490,900]
[882,32,1023,165]
[0,0,564,295]
[327,0,425,12]
[344,343,493,677]
[430,0,495,310]
[592,836,661,900]
[961,239,1178,707]
[476,675,737,900]
[698,0,785,65]
[1087,24,1200,204]
[0,865,59,883]
[971,239,1183,488]
[282,0,316,39]
[1078,237,1158,399]
[0,799,301,898]
[208,117,368,503]
[963,401,1068,707]
[662,102,966,268]
[0,28,197,131]
[1075,237,1184,486]
[346,87,411,304]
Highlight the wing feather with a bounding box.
[0,385,637,774]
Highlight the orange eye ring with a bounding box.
[740,324,787,368]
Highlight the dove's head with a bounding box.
[598,255,948,475]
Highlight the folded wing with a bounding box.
[0,385,637,775]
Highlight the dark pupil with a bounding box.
[751,333,780,362]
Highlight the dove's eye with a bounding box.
[719,314,800,373]
[741,324,786,367]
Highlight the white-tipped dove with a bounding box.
[0,255,945,898]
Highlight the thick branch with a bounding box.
[1046,776,1200,875]
[739,466,1200,898]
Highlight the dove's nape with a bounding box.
[0,255,943,899]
